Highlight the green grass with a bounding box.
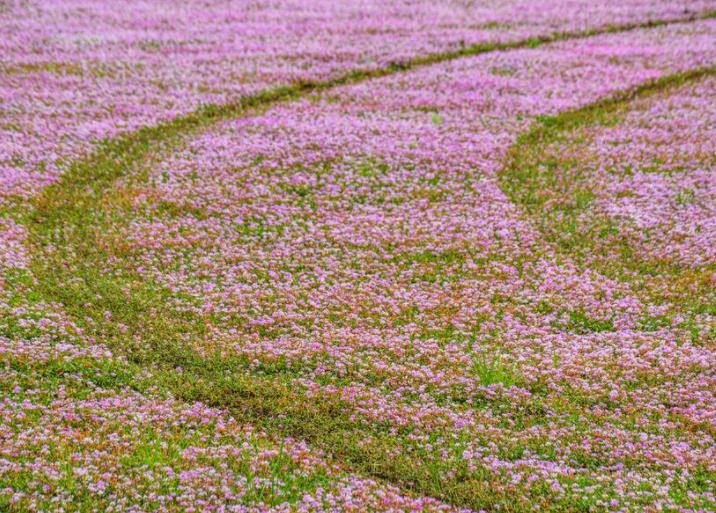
[470,354,522,387]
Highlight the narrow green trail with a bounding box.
[499,66,716,342]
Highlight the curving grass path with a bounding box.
[499,66,716,344]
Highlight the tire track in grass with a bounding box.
[498,66,716,345]
[22,17,716,513]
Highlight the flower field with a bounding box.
[1,2,716,512]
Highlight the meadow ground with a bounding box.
[1,2,716,512]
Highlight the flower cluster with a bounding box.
[592,78,716,267]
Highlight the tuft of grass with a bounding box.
[471,354,521,387]
[562,309,615,335]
